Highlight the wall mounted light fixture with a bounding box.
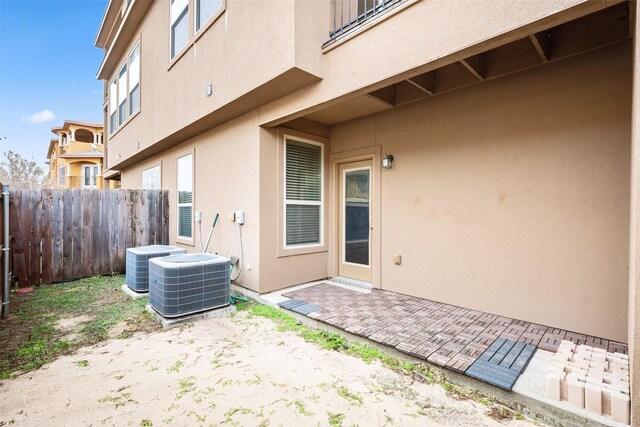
[382,154,394,169]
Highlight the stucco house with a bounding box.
[46,120,115,189]
[95,0,640,422]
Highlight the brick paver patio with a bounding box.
[282,283,628,374]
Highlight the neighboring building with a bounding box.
[46,120,116,189]
[95,0,640,421]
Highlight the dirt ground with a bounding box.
[0,310,537,427]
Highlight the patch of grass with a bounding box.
[76,360,89,368]
[176,376,196,399]
[140,420,153,427]
[167,360,184,373]
[335,386,363,407]
[224,407,254,424]
[288,399,314,416]
[327,411,346,427]
[486,405,514,422]
[0,275,159,377]
[442,382,492,406]
[244,302,435,383]
[99,392,134,409]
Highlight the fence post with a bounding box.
[2,184,10,319]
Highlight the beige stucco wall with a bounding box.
[328,42,631,342]
[120,111,262,292]
[259,0,617,127]
[105,0,327,172]
[629,3,639,424]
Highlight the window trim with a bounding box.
[168,0,226,70]
[128,41,141,116]
[283,137,324,250]
[277,130,328,258]
[117,62,128,127]
[176,151,195,245]
[194,0,224,35]
[109,36,142,138]
[82,164,100,189]
[141,163,162,190]
[170,0,189,61]
[59,165,67,186]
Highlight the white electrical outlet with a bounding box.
[236,211,244,224]
[195,211,202,222]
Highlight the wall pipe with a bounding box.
[1,185,9,319]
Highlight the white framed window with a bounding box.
[109,78,117,134]
[109,41,140,134]
[117,63,128,126]
[177,154,193,239]
[83,164,100,189]
[170,0,189,59]
[284,138,323,248]
[195,0,221,32]
[128,42,140,115]
[59,165,67,186]
[141,165,161,190]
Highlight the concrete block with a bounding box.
[614,352,629,360]
[586,374,603,385]
[611,362,629,371]
[588,361,605,370]
[602,388,612,416]
[584,383,602,415]
[567,378,585,409]
[611,390,630,425]
[592,347,606,355]
[577,344,594,353]
[611,380,630,394]
[546,374,562,401]
[554,352,570,362]
[560,377,569,401]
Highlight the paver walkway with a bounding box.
[282,283,628,375]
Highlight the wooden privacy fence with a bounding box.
[9,189,169,287]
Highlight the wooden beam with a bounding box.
[394,81,431,106]
[460,54,485,80]
[529,32,552,63]
[367,86,395,107]
[406,72,435,95]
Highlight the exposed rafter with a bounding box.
[529,32,552,63]
[367,86,395,107]
[406,72,435,95]
[460,54,485,80]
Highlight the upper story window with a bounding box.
[117,63,128,126]
[177,154,193,239]
[195,0,221,32]
[109,78,117,134]
[170,0,189,59]
[141,165,161,190]
[284,138,323,247]
[129,43,140,115]
[109,41,141,135]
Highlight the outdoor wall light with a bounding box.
[382,154,394,169]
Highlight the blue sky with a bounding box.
[0,0,107,166]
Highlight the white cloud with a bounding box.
[24,109,55,124]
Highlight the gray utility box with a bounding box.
[149,253,230,318]
[125,245,186,292]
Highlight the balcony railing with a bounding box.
[325,0,405,47]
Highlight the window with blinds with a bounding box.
[177,154,193,239]
[285,139,322,247]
